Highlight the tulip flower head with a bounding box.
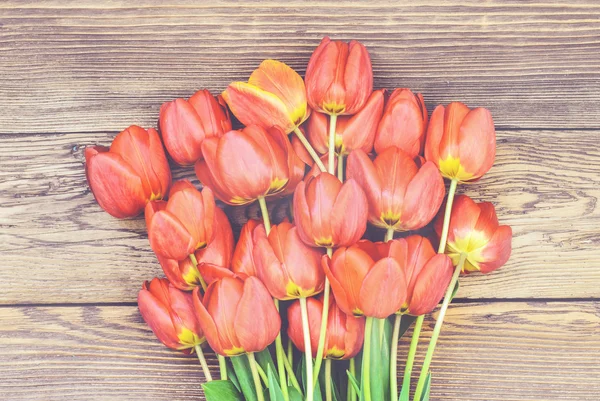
[138,278,204,353]
[159,89,232,166]
[293,172,368,248]
[145,180,215,261]
[223,60,310,133]
[193,276,281,356]
[157,207,234,291]
[287,296,364,360]
[346,147,445,232]
[85,125,171,218]
[374,88,428,157]
[396,235,454,316]
[425,102,496,182]
[305,37,373,116]
[322,240,408,318]
[305,90,385,156]
[253,222,326,300]
[435,195,512,274]
[195,125,300,205]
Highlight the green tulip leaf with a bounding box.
[450,281,460,302]
[257,348,279,386]
[267,365,285,401]
[288,385,304,401]
[420,372,432,401]
[346,370,361,395]
[202,379,243,401]
[230,355,258,401]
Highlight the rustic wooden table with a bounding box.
[1,1,599,400]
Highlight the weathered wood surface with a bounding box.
[1,130,599,304]
[2,0,600,133]
[0,302,598,400]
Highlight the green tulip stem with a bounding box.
[299,297,315,401]
[257,196,271,235]
[255,362,269,388]
[390,314,402,401]
[217,354,227,380]
[437,179,458,253]
[347,358,357,401]
[294,127,327,172]
[287,338,294,366]
[248,352,266,401]
[385,227,394,242]
[413,253,466,401]
[274,300,290,401]
[312,248,333,387]
[328,114,338,174]
[282,347,304,395]
[188,253,207,291]
[194,344,213,382]
[337,154,345,182]
[401,313,423,400]
[362,317,374,401]
[325,359,333,401]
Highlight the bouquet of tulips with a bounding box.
[85,37,512,401]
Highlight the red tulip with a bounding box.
[193,276,281,356]
[138,278,204,353]
[195,125,299,205]
[287,296,364,359]
[305,37,373,115]
[434,195,512,274]
[253,222,325,300]
[395,235,454,316]
[305,90,385,156]
[145,180,215,261]
[159,90,232,166]
[346,147,445,232]
[293,172,368,248]
[85,125,171,218]
[157,207,234,291]
[374,89,428,157]
[222,60,310,133]
[231,220,263,277]
[322,240,408,318]
[425,102,496,182]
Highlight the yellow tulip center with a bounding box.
[446,230,489,272]
[177,328,205,350]
[438,156,474,182]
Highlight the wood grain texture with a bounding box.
[1,130,599,304]
[0,302,598,400]
[2,0,600,133]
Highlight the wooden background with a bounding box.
[1,1,599,400]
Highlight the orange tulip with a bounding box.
[346,147,445,232]
[157,207,234,291]
[85,125,171,218]
[434,195,512,274]
[293,172,368,248]
[195,125,299,205]
[322,240,408,318]
[425,102,496,182]
[305,37,373,115]
[193,276,281,356]
[145,180,215,261]
[231,220,263,277]
[138,278,204,353]
[222,60,310,133]
[305,90,385,156]
[287,296,364,359]
[374,89,428,157]
[395,235,454,316]
[253,222,325,299]
[159,90,232,166]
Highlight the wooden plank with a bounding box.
[0,129,599,304]
[0,302,598,400]
[1,0,600,133]
[0,131,600,304]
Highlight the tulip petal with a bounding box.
[193,287,224,355]
[343,40,373,115]
[196,138,243,204]
[458,108,496,179]
[138,287,180,350]
[232,220,262,276]
[235,277,281,353]
[284,226,325,297]
[188,89,232,138]
[359,257,407,318]
[198,263,237,285]
[157,255,196,291]
[407,254,453,316]
[342,89,384,154]
[439,103,470,160]
[401,161,445,230]
[209,278,244,353]
[223,82,293,133]
[346,149,383,225]
[196,207,234,268]
[253,225,289,299]
[327,247,373,316]
[293,180,315,246]
[148,210,196,260]
[424,105,445,164]
[480,225,512,273]
[159,98,205,166]
[331,179,368,247]
[166,186,215,250]
[86,150,147,218]
[249,59,309,127]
